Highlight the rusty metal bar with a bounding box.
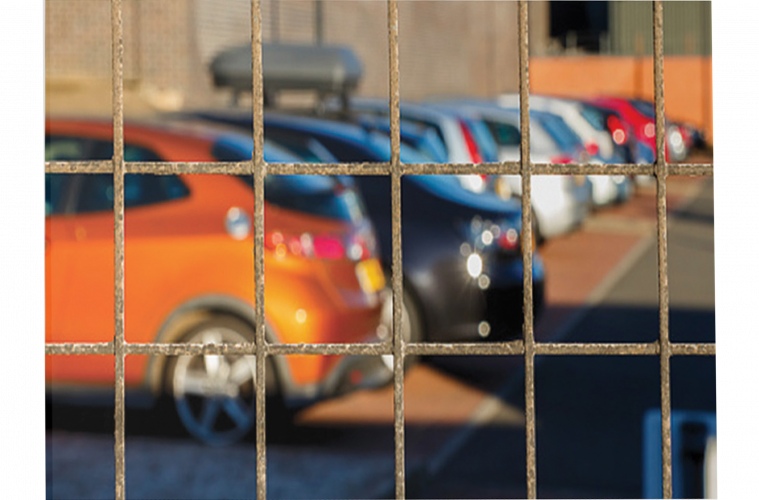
[108,0,126,499]
[406,341,525,356]
[46,340,716,358]
[45,343,115,355]
[671,343,716,356]
[652,2,673,498]
[387,2,405,498]
[251,1,268,498]
[517,2,537,498]
[44,160,715,178]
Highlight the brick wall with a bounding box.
[46,0,523,113]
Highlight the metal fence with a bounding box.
[44,1,715,499]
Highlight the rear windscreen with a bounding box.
[238,175,366,223]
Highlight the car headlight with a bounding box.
[466,253,483,278]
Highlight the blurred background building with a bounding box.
[45,0,712,140]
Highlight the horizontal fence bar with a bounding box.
[536,342,660,355]
[45,340,714,357]
[405,341,524,356]
[267,342,390,356]
[45,342,114,355]
[46,160,714,177]
[671,342,716,356]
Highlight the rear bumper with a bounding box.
[532,177,591,239]
[416,251,546,343]
[280,335,392,408]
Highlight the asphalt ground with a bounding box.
[411,177,715,499]
[46,174,714,499]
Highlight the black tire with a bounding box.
[162,315,280,446]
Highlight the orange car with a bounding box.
[46,118,389,445]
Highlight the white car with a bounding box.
[498,94,632,207]
[438,101,593,242]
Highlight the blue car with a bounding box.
[189,110,545,344]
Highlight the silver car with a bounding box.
[499,94,632,207]
[438,100,592,242]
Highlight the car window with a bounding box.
[210,135,302,163]
[536,114,584,151]
[89,139,164,162]
[404,131,447,163]
[397,117,449,157]
[45,174,69,216]
[630,100,655,118]
[264,136,338,163]
[45,136,90,161]
[467,119,499,162]
[484,120,521,147]
[324,135,381,162]
[579,105,608,132]
[75,174,190,213]
[238,175,366,223]
[46,134,164,162]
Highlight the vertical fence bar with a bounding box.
[652,2,673,498]
[251,1,267,498]
[517,2,536,499]
[109,0,126,499]
[387,1,405,498]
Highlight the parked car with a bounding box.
[434,101,593,241]
[188,110,545,345]
[499,94,617,161]
[45,118,390,445]
[626,98,693,162]
[497,94,633,207]
[357,172,545,346]
[586,99,656,186]
[353,113,448,163]
[190,109,433,164]
[588,96,686,163]
[197,113,545,342]
[327,97,493,193]
[586,101,636,161]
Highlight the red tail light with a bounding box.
[497,228,519,251]
[265,227,376,262]
[550,154,574,164]
[607,115,627,145]
[585,140,599,157]
[312,235,345,259]
[459,119,483,164]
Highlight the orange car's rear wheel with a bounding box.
[165,316,277,446]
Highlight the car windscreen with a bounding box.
[467,118,500,162]
[237,175,366,223]
[265,136,338,163]
[579,104,610,132]
[630,100,656,118]
[365,131,436,163]
[211,135,301,162]
[535,113,584,152]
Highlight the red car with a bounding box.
[589,96,680,162]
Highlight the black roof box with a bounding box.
[210,43,363,103]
